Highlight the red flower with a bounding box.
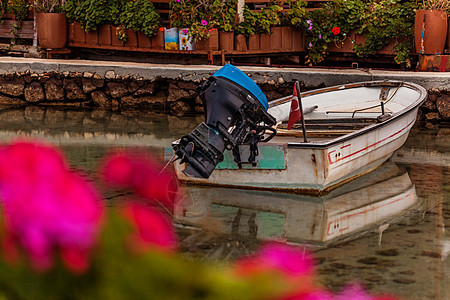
[332,27,341,35]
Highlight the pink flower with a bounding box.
[182,28,189,34]
[120,202,177,253]
[201,20,208,26]
[175,0,181,2]
[281,290,334,300]
[235,242,315,278]
[100,151,179,212]
[0,141,103,272]
[335,284,399,300]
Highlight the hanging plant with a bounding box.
[0,0,8,18]
[6,0,31,45]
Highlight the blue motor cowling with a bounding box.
[172,64,276,179]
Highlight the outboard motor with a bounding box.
[172,64,277,178]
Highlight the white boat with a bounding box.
[172,65,427,195]
[175,161,421,247]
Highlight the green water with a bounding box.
[0,107,447,300]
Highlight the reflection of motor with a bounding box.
[173,65,276,179]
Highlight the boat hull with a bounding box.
[174,108,419,195]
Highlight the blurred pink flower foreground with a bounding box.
[100,150,179,252]
[235,243,315,278]
[0,141,104,273]
[100,150,178,212]
[120,202,177,253]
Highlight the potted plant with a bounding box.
[282,0,308,51]
[213,0,237,51]
[235,6,257,51]
[414,0,449,55]
[63,0,85,44]
[96,0,125,46]
[64,0,123,46]
[258,4,283,51]
[303,0,364,65]
[119,0,161,48]
[235,4,282,51]
[35,0,67,49]
[354,0,418,68]
[170,0,219,50]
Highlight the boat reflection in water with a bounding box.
[175,160,422,248]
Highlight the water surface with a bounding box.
[0,107,447,300]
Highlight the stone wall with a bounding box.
[0,70,448,127]
[419,90,450,128]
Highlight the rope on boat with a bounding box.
[160,153,177,175]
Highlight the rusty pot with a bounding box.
[415,9,448,54]
[37,13,68,49]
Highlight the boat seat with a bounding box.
[325,100,392,117]
[274,118,377,138]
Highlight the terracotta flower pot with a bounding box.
[235,34,247,51]
[260,34,271,50]
[137,31,152,48]
[111,26,122,46]
[292,28,305,51]
[219,31,234,51]
[248,34,260,50]
[37,13,67,49]
[196,29,219,51]
[415,9,448,54]
[68,22,86,45]
[281,27,293,50]
[270,27,282,51]
[98,25,112,46]
[152,28,165,50]
[446,18,450,51]
[85,30,99,46]
[125,30,138,48]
